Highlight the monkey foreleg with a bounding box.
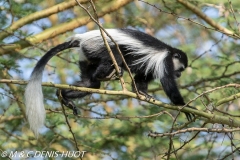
[184,105,196,121]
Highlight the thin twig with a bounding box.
[138,0,240,39]
[75,0,127,91]
[219,147,240,160]
[75,0,141,96]
[148,127,240,137]
[57,91,81,155]
[228,0,240,33]
[161,123,207,158]
[89,0,140,95]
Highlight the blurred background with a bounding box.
[0,0,240,159]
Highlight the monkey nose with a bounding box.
[176,72,181,78]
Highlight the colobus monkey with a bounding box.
[25,28,193,136]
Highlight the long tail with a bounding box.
[24,40,80,137]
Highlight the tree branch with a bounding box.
[0,0,91,40]
[0,0,133,55]
[177,0,239,38]
[215,92,240,107]
[148,127,240,137]
[139,0,240,39]
[2,79,240,127]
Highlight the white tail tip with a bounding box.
[25,76,46,137]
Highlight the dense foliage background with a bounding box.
[1,0,240,159]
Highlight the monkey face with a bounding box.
[173,53,186,79]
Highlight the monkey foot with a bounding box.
[138,91,154,101]
[57,90,78,115]
[65,100,78,115]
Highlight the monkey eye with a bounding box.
[173,53,181,58]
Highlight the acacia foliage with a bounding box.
[0,0,240,159]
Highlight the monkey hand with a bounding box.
[184,105,196,121]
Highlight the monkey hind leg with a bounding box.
[57,61,101,114]
[88,47,123,81]
[97,67,123,81]
[57,80,100,115]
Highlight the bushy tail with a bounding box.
[24,40,80,137]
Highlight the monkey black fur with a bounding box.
[25,28,193,136]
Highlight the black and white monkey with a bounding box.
[25,28,193,136]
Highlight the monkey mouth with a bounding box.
[175,72,181,78]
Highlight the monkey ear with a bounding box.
[173,53,181,58]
